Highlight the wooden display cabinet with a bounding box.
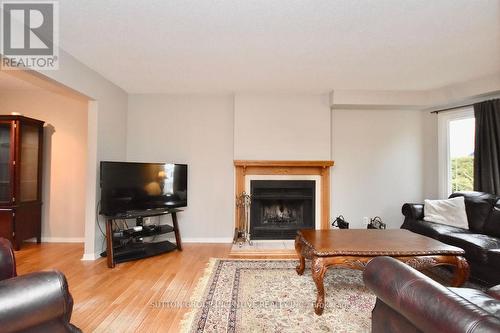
[0,115,44,250]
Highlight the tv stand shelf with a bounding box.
[113,241,178,264]
[104,209,182,268]
[113,224,175,240]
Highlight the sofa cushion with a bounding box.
[450,192,497,232]
[424,197,468,229]
[406,220,470,239]
[484,202,500,238]
[449,287,500,317]
[438,233,500,263]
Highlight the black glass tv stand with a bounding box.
[103,208,182,268]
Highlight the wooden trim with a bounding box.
[234,160,334,231]
[321,167,330,230]
[0,115,45,125]
[0,121,16,205]
[234,160,334,168]
[13,120,19,205]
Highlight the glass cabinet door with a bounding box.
[0,122,12,202]
[19,124,40,202]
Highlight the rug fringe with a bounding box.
[179,258,218,333]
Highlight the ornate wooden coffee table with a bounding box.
[295,229,469,315]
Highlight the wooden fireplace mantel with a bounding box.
[234,160,334,230]
[234,160,334,168]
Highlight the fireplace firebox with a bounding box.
[250,180,315,240]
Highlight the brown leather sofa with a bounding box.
[401,191,500,286]
[364,256,500,333]
[0,238,81,333]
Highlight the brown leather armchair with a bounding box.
[363,256,500,333]
[0,238,81,333]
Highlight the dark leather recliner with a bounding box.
[401,191,500,286]
[0,238,81,333]
[364,256,500,333]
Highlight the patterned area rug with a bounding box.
[181,259,375,333]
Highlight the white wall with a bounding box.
[36,50,128,258]
[21,49,495,253]
[234,94,331,160]
[127,94,234,241]
[126,94,432,237]
[422,111,439,199]
[0,91,88,241]
[429,72,500,108]
[40,50,128,162]
[331,109,426,229]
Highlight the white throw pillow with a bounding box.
[423,196,469,229]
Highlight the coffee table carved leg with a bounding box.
[312,256,327,315]
[451,256,469,287]
[399,255,470,287]
[295,235,305,275]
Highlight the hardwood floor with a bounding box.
[15,242,236,332]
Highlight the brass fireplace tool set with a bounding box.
[234,192,252,247]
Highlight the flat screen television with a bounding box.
[99,161,187,217]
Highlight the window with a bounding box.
[438,108,475,198]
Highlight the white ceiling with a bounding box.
[58,0,500,94]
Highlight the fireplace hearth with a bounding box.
[250,180,315,240]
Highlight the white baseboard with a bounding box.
[81,252,101,261]
[182,237,233,243]
[26,237,84,243]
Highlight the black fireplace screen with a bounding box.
[261,200,303,225]
[250,180,315,239]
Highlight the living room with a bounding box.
[0,1,499,332]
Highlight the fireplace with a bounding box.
[250,180,315,240]
[233,160,334,244]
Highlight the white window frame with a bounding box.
[437,107,474,199]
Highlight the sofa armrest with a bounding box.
[0,238,16,281]
[488,285,500,300]
[0,270,79,333]
[401,203,424,220]
[363,256,500,333]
